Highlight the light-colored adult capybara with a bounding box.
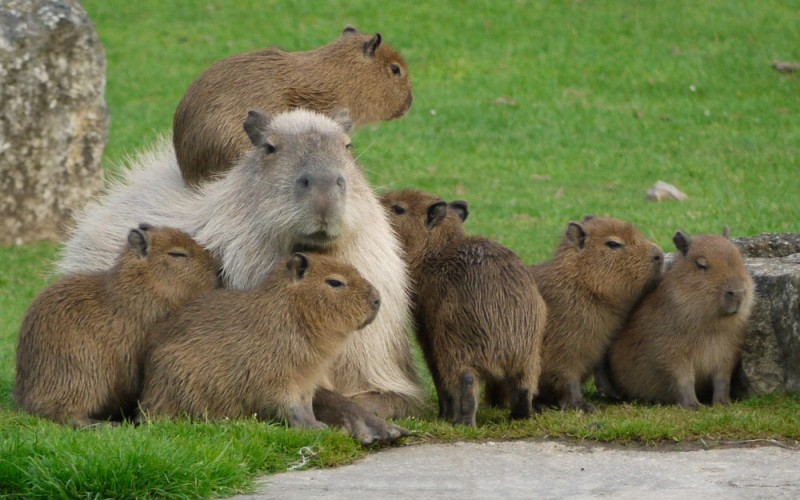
[14,225,219,426]
[608,228,754,408]
[56,108,419,444]
[507,216,664,412]
[381,190,546,426]
[173,25,413,186]
[140,252,381,429]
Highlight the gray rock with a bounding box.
[734,233,800,258]
[739,254,800,395]
[0,0,107,246]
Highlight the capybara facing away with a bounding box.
[608,229,754,408]
[381,190,547,426]
[56,108,419,444]
[14,225,219,426]
[139,252,380,428]
[174,25,413,186]
[517,216,664,412]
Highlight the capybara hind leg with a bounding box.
[484,378,509,409]
[453,371,478,426]
[313,388,409,446]
[675,376,701,409]
[559,379,595,413]
[508,387,533,420]
[711,372,732,406]
[592,361,621,400]
[287,400,327,430]
[350,391,419,420]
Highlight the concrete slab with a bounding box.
[232,440,800,499]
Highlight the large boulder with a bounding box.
[0,0,107,246]
[734,233,800,258]
[737,253,800,395]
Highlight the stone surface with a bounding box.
[231,440,800,499]
[740,254,800,395]
[0,0,107,246]
[734,233,800,258]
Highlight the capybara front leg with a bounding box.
[558,378,595,413]
[453,371,478,426]
[312,388,409,446]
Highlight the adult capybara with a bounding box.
[381,190,547,426]
[608,228,755,408]
[14,225,219,426]
[139,252,380,428]
[506,216,663,413]
[173,25,413,186]
[56,108,419,444]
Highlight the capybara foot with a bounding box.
[313,388,410,445]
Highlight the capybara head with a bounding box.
[555,216,664,307]
[671,227,754,317]
[337,26,413,122]
[239,108,358,251]
[285,252,381,333]
[380,189,469,264]
[119,224,220,309]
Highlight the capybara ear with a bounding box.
[565,222,587,250]
[722,225,731,239]
[137,222,153,232]
[331,108,353,133]
[583,215,595,222]
[243,110,273,147]
[342,24,359,36]
[128,227,150,258]
[288,253,309,282]
[450,201,469,222]
[673,231,691,255]
[426,201,448,229]
[364,33,382,57]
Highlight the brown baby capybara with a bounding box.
[57,108,419,445]
[173,25,413,186]
[14,225,219,426]
[381,189,547,426]
[492,216,664,413]
[608,228,755,408]
[139,252,380,429]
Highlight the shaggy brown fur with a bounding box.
[174,25,413,186]
[608,229,755,408]
[519,216,663,412]
[139,252,380,428]
[14,225,219,426]
[381,190,547,426]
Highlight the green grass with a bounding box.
[2,0,799,497]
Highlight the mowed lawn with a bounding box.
[2,1,799,497]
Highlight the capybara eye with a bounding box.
[695,257,709,271]
[345,143,353,150]
[390,63,401,76]
[391,204,406,215]
[326,278,345,288]
[605,240,623,249]
[264,143,277,154]
[168,251,189,258]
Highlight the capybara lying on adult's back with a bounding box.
[608,228,754,408]
[173,25,413,185]
[140,252,380,428]
[15,225,218,426]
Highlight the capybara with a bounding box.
[56,108,419,444]
[500,216,664,412]
[139,252,380,428]
[608,228,755,408]
[381,190,547,426]
[14,225,219,426]
[173,25,413,186]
